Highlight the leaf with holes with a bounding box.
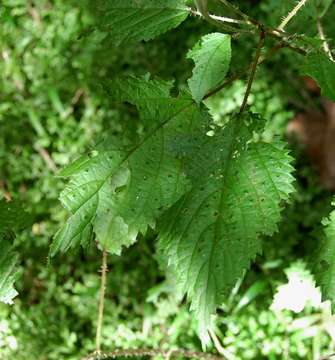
[51,77,209,256]
[158,113,295,344]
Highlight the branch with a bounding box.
[190,5,307,56]
[209,329,234,360]
[191,1,250,33]
[317,17,334,62]
[35,146,58,174]
[278,0,308,31]
[96,250,108,353]
[239,30,266,113]
[190,9,248,25]
[82,348,224,360]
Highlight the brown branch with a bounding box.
[35,146,58,174]
[190,5,306,56]
[192,1,245,33]
[239,30,266,113]
[203,39,290,101]
[82,348,224,360]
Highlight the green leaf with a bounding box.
[0,237,19,304]
[105,76,175,127]
[187,33,231,103]
[50,150,134,256]
[301,52,335,101]
[313,202,335,308]
[52,77,203,256]
[96,0,189,45]
[158,113,295,344]
[0,200,30,304]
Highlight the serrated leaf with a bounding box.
[313,202,335,308]
[301,52,335,101]
[187,33,231,103]
[96,0,189,45]
[50,150,134,256]
[158,113,295,344]
[52,77,203,256]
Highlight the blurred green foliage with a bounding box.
[1,0,335,359]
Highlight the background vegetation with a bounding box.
[1,0,335,359]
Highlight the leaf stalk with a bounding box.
[95,250,108,353]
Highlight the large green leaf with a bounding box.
[313,202,335,308]
[301,52,335,101]
[187,33,231,103]
[51,77,205,256]
[158,114,295,343]
[95,0,189,45]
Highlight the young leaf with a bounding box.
[96,0,189,45]
[187,33,232,103]
[313,202,335,308]
[301,52,335,101]
[158,113,295,344]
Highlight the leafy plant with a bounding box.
[2,0,335,358]
[48,0,335,347]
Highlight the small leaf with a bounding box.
[187,33,232,103]
[0,237,19,304]
[301,52,335,101]
[95,0,189,45]
[0,200,30,304]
